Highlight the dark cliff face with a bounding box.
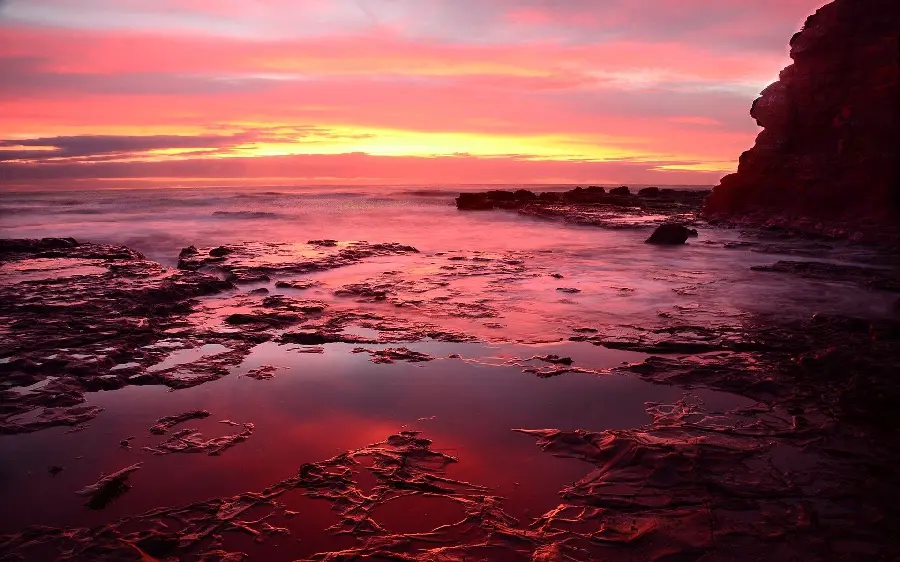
[705,0,900,239]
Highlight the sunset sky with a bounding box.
[0,0,825,186]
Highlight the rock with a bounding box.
[0,238,79,255]
[638,187,661,197]
[455,190,538,210]
[274,280,319,290]
[351,347,435,364]
[609,186,630,195]
[224,312,301,327]
[538,192,561,202]
[149,410,211,435]
[646,224,692,245]
[75,463,142,510]
[178,245,199,259]
[279,331,333,345]
[514,189,538,202]
[705,0,900,241]
[456,193,494,210]
[563,186,606,203]
[177,240,418,278]
[209,246,232,257]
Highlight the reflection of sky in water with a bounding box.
[0,339,751,533]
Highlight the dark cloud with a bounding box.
[0,133,256,162]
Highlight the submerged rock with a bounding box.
[75,463,142,510]
[150,410,211,435]
[646,224,692,245]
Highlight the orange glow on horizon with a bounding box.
[0,0,827,186]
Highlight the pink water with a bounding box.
[1,185,897,558]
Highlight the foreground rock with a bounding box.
[645,223,693,245]
[0,238,460,435]
[705,0,900,242]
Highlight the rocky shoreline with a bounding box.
[2,227,900,559]
[456,186,709,231]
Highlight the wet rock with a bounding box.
[279,331,340,345]
[243,365,279,380]
[751,260,900,291]
[209,246,232,257]
[48,465,63,476]
[0,237,79,254]
[224,312,301,328]
[455,193,495,210]
[0,406,104,435]
[646,223,692,245]
[75,463,142,510]
[455,190,538,210]
[144,422,254,456]
[538,192,561,202]
[534,354,574,365]
[556,287,581,294]
[260,295,326,312]
[179,245,199,259]
[273,279,319,290]
[334,283,390,300]
[638,186,661,197]
[514,189,538,202]
[149,410,211,435]
[351,347,435,364]
[177,240,418,281]
[457,187,710,231]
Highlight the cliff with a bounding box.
[705,0,900,241]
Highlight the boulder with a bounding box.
[646,224,692,245]
[455,193,494,210]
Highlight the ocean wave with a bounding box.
[211,211,280,219]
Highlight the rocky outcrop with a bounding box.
[456,186,707,211]
[705,0,900,241]
[645,224,694,245]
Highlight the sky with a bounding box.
[0,0,826,187]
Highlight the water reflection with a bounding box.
[0,340,750,538]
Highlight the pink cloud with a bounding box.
[0,0,829,185]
